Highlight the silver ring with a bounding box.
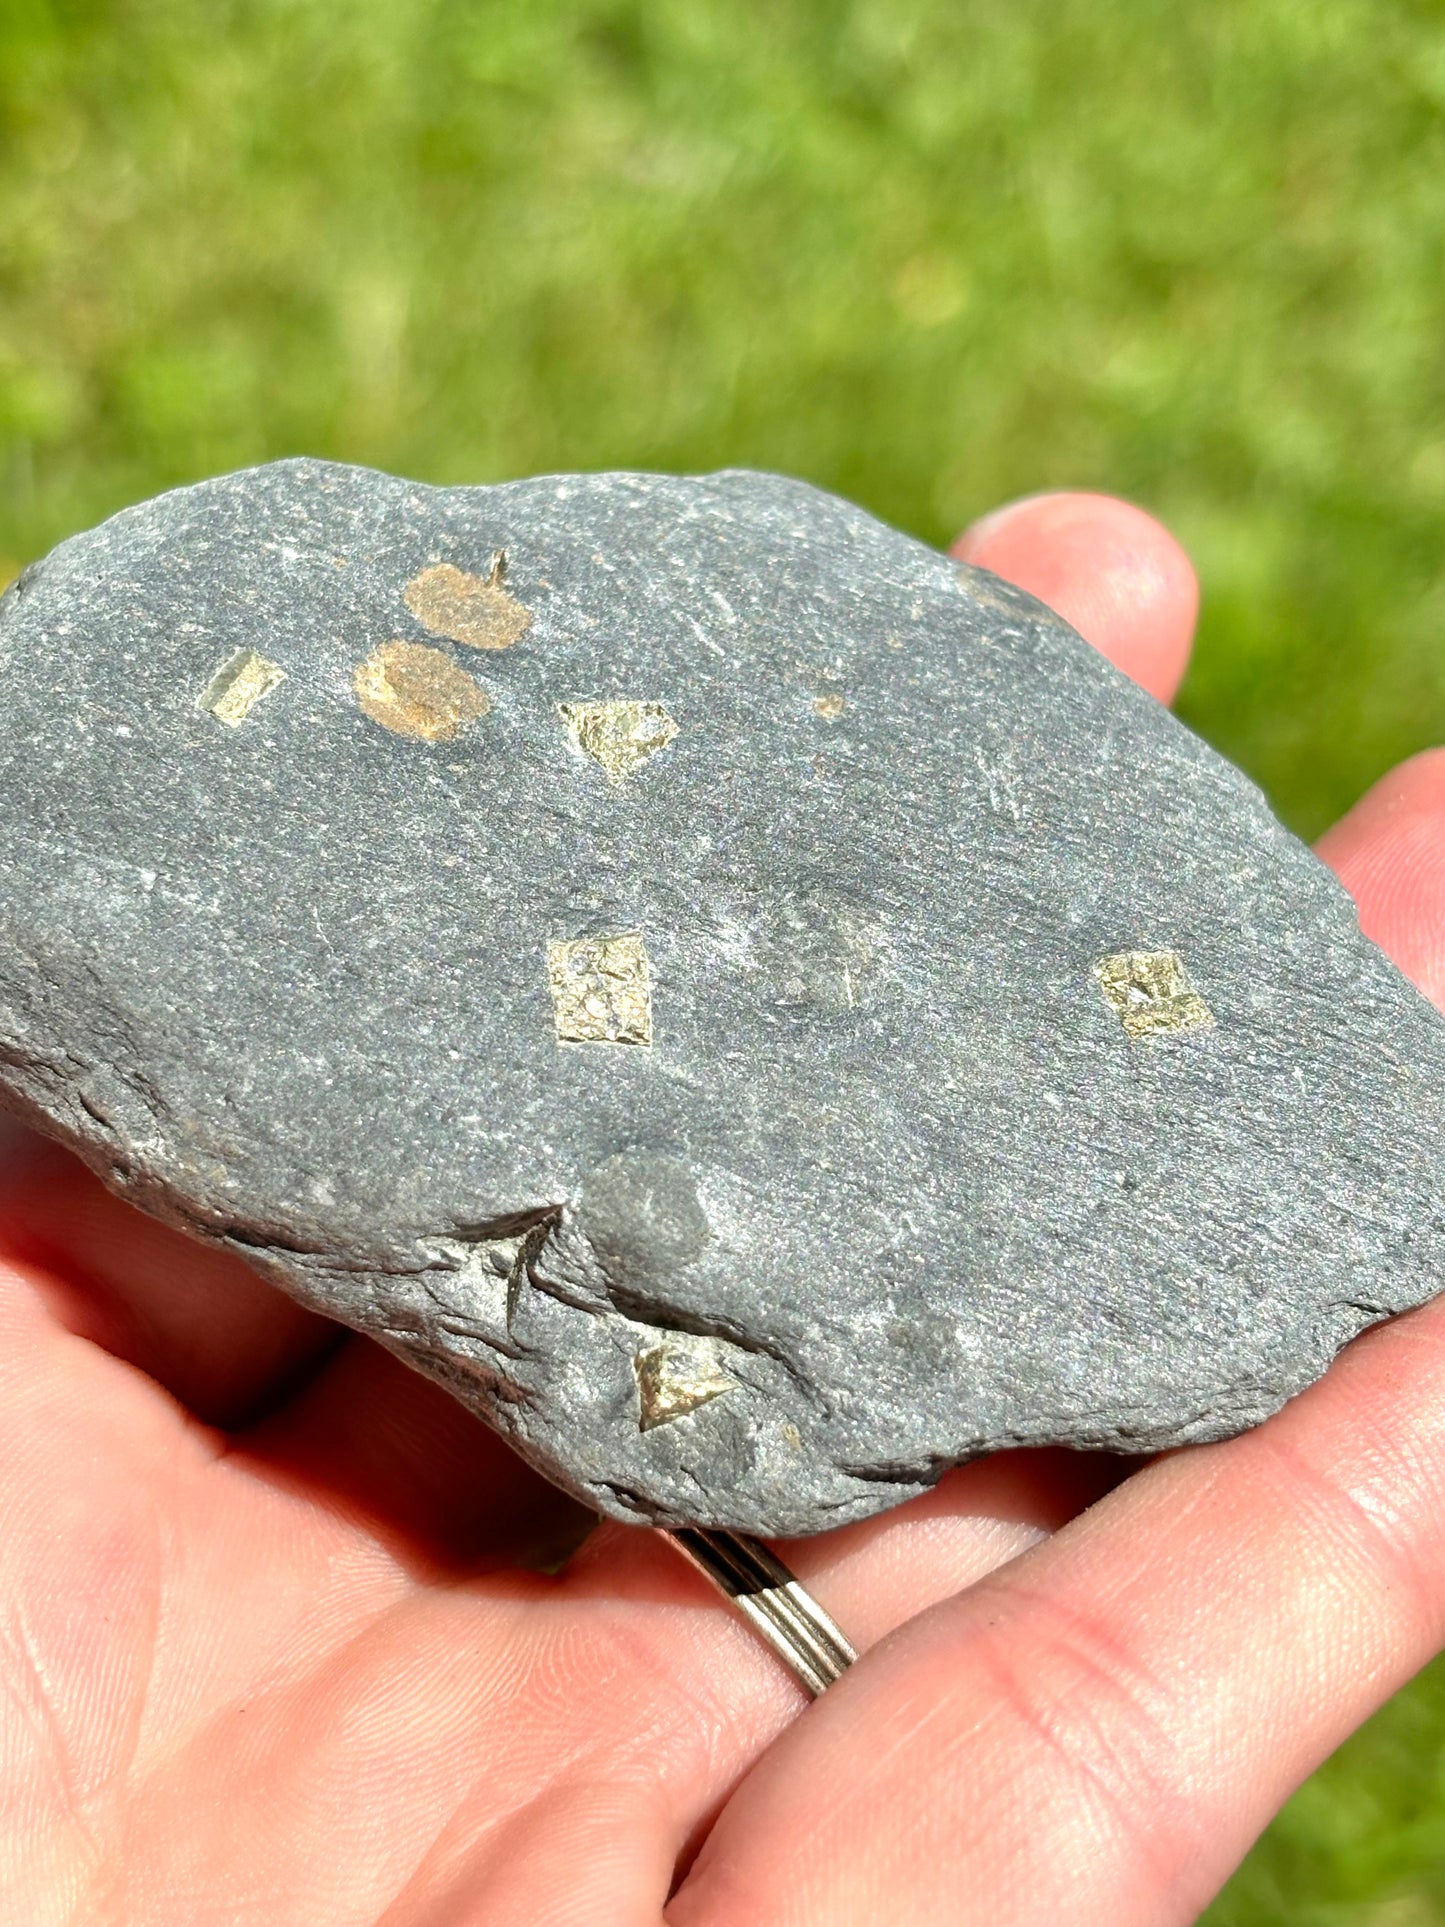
[663,1527,857,1696]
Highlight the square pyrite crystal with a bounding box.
[199,647,286,727]
[1094,949,1214,1039]
[557,700,678,784]
[634,1341,734,1430]
[547,932,653,1045]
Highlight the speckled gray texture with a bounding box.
[0,458,1442,1535]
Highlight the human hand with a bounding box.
[2,492,1441,1925]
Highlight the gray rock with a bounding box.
[0,458,1441,1536]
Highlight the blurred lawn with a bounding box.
[3,0,1445,1916]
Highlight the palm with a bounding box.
[0,1138,765,1924]
[6,493,1445,1927]
[0,1145,1107,1926]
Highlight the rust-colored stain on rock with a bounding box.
[403,558,531,651]
[354,641,490,742]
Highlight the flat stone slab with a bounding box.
[0,459,1442,1536]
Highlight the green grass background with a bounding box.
[4,0,1445,1914]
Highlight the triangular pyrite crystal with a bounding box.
[0,460,1441,1536]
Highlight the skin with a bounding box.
[0,492,1442,1925]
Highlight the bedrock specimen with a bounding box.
[0,459,1441,1535]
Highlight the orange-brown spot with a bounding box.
[403,559,531,651]
[354,641,489,742]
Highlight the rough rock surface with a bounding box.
[0,459,1442,1536]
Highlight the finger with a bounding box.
[0,1133,339,1426]
[771,1448,1127,1650]
[952,491,1199,704]
[562,1447,1126,1883]
[668,1293,1445,1927]
[1314,746,1445,1013]
[571,1447,1121,1650]
[664,764,1445,1924]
